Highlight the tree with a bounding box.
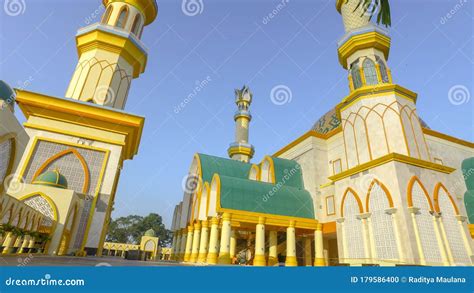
[347,0,391,27]
[106,213,172,247]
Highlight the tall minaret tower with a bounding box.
[65,0,158,109]
[228,86,255,163]
[335,0,430,169]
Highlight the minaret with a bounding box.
[228,86,255,163]
[65,0,158,109]
[335,0,430,168]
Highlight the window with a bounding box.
[332,159,342,175]
[101,6,113,24]
[434,158,443,165]
[342,189,366,261]
[131,14,142,36]
[0,138,13,185]
[376,56,389,83]
[115,6,129,29]
[363,58,378,85]
[350,60,362,89]
[326,196,335,216]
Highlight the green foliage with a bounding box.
[106,213,172,247]
[348,0,391,27]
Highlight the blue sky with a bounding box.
[1,0,473,228]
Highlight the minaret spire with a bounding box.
[336,0,393,94]
[228,85,255,163]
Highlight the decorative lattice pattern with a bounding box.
[343,191,366,260]
[0,139,12,185]
[411,181,443,264]
[438,188,471,265]
[23,195,54,228]
[369,183,399,260]
[363,59,378,85]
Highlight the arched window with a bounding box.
[367,181,399,261]
[131,14,142,36]
[363,58,378,85]
[101,6,113,24]
[0,138,13,186]
[115,6,129,29]
[408,178,443,265]
[341,189,366,262]
[350,60,362,89]
[376,56,389,83]
[435,184,471,265]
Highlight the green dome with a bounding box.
[32,169,68,189]
[144,229,155,237]
[0,80,15,105]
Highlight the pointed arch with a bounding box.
[407,176,434,211]
[260,156,275,183]
[115,6,129,29]
[363,58,378,85]
[249,164,260,181]
[33,148,90,194]
[20,192,59,232]
[131,14,142,36]
[102,5,113,24]
[365,179,394,212]
[433,183,459,215]
[340,187,363,217]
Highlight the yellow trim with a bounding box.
[407,176,434,211]
[103,0,158,25]
[365,179,394,212]
[212,174,318,230]
[325,195,336,216]
[329,152,455,182]
[433,182,460,215]
[227,145,254,158]
[336,0,343,13]
[19,192,59,223]
[23,122,126,147]
[338,31,391,69]
[468,224,474,239]
[340,187,364,217]
[338,84,418,111]
[273,128,342,157]
[76,28,147,78]
[261,156,276,184]
[16,90,144,161]
[423,128,474,149]
[249,164,260,180]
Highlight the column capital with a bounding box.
[194,221,201,230]
[455,215,467,222]
[258,216,266,225]
[385,207,398,215]
[211,217,219,225]
[408,207,420,214]
[356,212,371,220]
[201,220,209,228]
[222,213,231,221]
[187,226,194,233]
[316,223,323,231]
[288,220,295,228]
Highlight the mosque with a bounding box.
[0,0,157,256]
[170,0,474,266]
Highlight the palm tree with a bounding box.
[348,0,391,27]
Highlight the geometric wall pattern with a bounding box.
[23,195,54,228]
[0,138,12,185]
[343,191,366,261]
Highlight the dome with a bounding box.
[311,107,430,134]
[32,169,68,189]
[144,229,155,237]
[0,80,15,105]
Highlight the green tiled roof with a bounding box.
[197,153,252,183]
[218,175,314,219]
[271,157,305,189]
[32,169,68,189]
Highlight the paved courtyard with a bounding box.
[0,255,191,267]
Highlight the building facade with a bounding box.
[0,0,157,256]
[170,0,474,266]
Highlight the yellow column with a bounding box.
[314,223,325,266]
[230,230,237,263]
[179,229,187,261]
[218,213,232,264]
[408,207,426,265]
[253,217,266,266]
[456,215,474,262]
[268,230,278,266]
[17,236,30,254]
[184,225,194,262]
[285,221,297,266]
[2,232,17,254]
[434,213,452,266]
[174,232,181,261]
[28,237,36,250]
[190,221,201,263]
[206,217,220,264]
[197,220,209,263]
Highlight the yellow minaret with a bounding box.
[65,0,158,109]
[227,86,255,163]
[335,0,430,168]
